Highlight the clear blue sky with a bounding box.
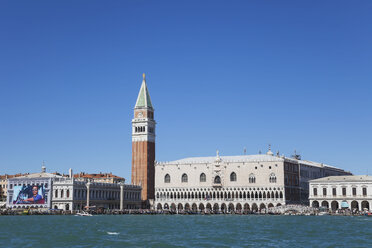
[1,1,371,180]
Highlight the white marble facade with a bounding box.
[154,150,351,212]
[309,175,372,211]
[52,177,142,211]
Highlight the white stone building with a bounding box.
[52,177,141,211]
[309,175,372,211]
[154,149,351,212]
[7,167,142,211]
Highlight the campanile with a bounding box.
[131,73,156,203]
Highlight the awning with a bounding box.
[341,201,349,208]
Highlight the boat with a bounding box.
[75,211,93,217]
[21,209,29,215]
[364,212,372,217]
[318,212,329,216]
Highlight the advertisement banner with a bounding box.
[13,185,46,205]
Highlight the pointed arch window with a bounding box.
[230,172,237,182]
[214,176,221,184]
[181,173,188,183]
[164,174,170,183]
[269,173,277,183]
[249,174,256,183]
[200,173,206,182]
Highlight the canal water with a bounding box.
[0,215,371,247]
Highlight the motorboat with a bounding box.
[75,211,93,217]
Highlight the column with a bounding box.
[120,183,124,211]
[86,182,91,209]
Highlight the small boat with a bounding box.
[318,212,329,216]
[364,212,372,217]
[75,211,93,217]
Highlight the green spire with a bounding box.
[135,73,153,109]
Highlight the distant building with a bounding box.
[0,173,24,202]
[154,148,351,212]
[74,172,125,184]
[6,168,59,209]
[309,175,372,211]
[6,167,141,210]
[131,73,156,205]
[52,177,141,211]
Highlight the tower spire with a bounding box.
[135,73,153,109]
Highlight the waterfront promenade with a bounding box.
[0,205,369,216]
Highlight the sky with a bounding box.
[0,1,371,180]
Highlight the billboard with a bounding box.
[12,185,46,205]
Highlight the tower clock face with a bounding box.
[137,112,143,118]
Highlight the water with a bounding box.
[0,215,371,247]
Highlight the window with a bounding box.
[200,173,206,182]
[352,187,356,196]
[323,188,327,196]
[269,173,277,183]
[284,175,289,185]
[66,189,70,198]
[164,174,170,183]
[313,188,317,196]
[342,188,346,196]
[214,176,221,184]
[249,174,256,183]
[230,172,237,182]
[55,190,58,198]
[61,190,64,198]
[181,174,188,183]
[332,188,336,196]
[363,187,367,196]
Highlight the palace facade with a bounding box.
[154,150,351,212]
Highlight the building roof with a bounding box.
[310,175,372,183]
[158,154,284,165]
[13,172,63,179]
[0,173,24,179]
[135,73,153,109]
[157,151,346,172]
[74,172,124,180]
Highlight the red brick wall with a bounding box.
[131,141,155,201]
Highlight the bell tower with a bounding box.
[131,73,156,203]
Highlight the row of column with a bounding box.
[86,182,125,210]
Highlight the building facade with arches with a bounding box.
[309,175,372,211]
[154,149,351,212]
[6,167,142,211]
[51,177,141,211]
